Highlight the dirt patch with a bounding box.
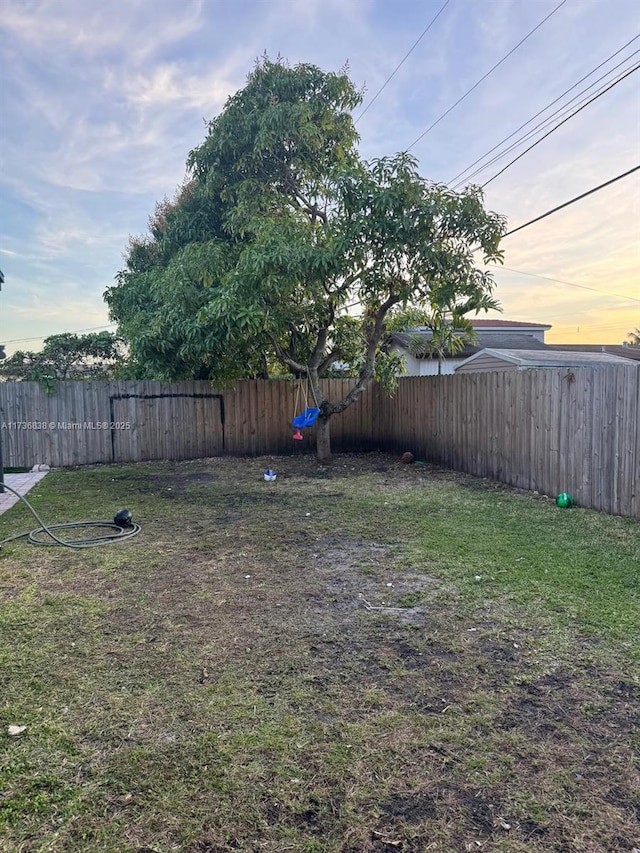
[380,791,437,823]
[140,470,219,497]
[186,840,242,853]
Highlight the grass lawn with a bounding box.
[0,453,638,853]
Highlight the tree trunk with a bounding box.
[316,414,332,462]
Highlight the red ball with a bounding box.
[401,452,414,464]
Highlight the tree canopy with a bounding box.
[105,58,506,459]
[0,332,123,386]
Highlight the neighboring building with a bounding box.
[390,320,552,376]
[454,348,637,373]
[547,344,640,362]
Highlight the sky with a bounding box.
[1,0,639,357]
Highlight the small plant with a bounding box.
[397,591,424,608]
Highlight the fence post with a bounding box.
[0,388,4,492]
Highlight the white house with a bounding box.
[389,320,552,376]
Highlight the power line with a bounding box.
[448,33,640,186]
[2,324,118,345]
[503,164,640,238]
[471,55,640,185]
[456,51,640,187]
[489,266,640,303]
[480,62,640,187]
[545,321,639,331]
[355,0,453,124]
[341,169,640,316]
[407,0,568,150]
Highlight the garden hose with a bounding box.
[0,482,141,549]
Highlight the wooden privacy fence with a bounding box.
[0,379,369,467]
[368,366,639,520]
[0,365,638,518]
[0,381,225,467]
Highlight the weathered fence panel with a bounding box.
[374,366,638,519]
[0,378,365,466]
[0,381,226,466]
[0,365,638,518]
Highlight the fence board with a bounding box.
[546,371,560,497]
[631,368,640,520]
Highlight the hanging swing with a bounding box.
[291,375,320,440]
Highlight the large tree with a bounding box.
[106,58,506,460]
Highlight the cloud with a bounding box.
[36,219,126,258]
[1,0,638,352]
[123,64,229,110]
[1,0,205,63]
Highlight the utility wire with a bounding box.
[407,0,568,150]
[468,54,640,186]
[341,169,640,315]
[481,62,640,187]
[502,164,640,237]
[355,0,453,124]
[455,51,640,187]
[342,258,640,314]
[448,33,640,186]
[549,323,637,331]
[550,323,640,332]
[2,324,118,345]
[489,266,640,303]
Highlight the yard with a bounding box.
[0,453,638,853]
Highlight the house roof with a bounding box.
[390,331,551,359]
[547,344,640,362]
[469,320,551,329]
[458,348,638,369]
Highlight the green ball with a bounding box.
[556,492,574,508]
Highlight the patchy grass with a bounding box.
[0,453,638,853]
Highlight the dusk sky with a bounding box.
[1,0,639,357]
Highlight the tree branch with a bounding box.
[269,334,308,375]
[309,303,336,370]
[277,158,328,225]
[292,185,328,225]
[318,349,342,375]
[327,290,401,414]
[334,268,363,296]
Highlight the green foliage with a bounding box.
[0,332,124,387]
[187,57,362,237]
[106,57,507,455]
[627,327,640,345]
[408,313,480,375]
